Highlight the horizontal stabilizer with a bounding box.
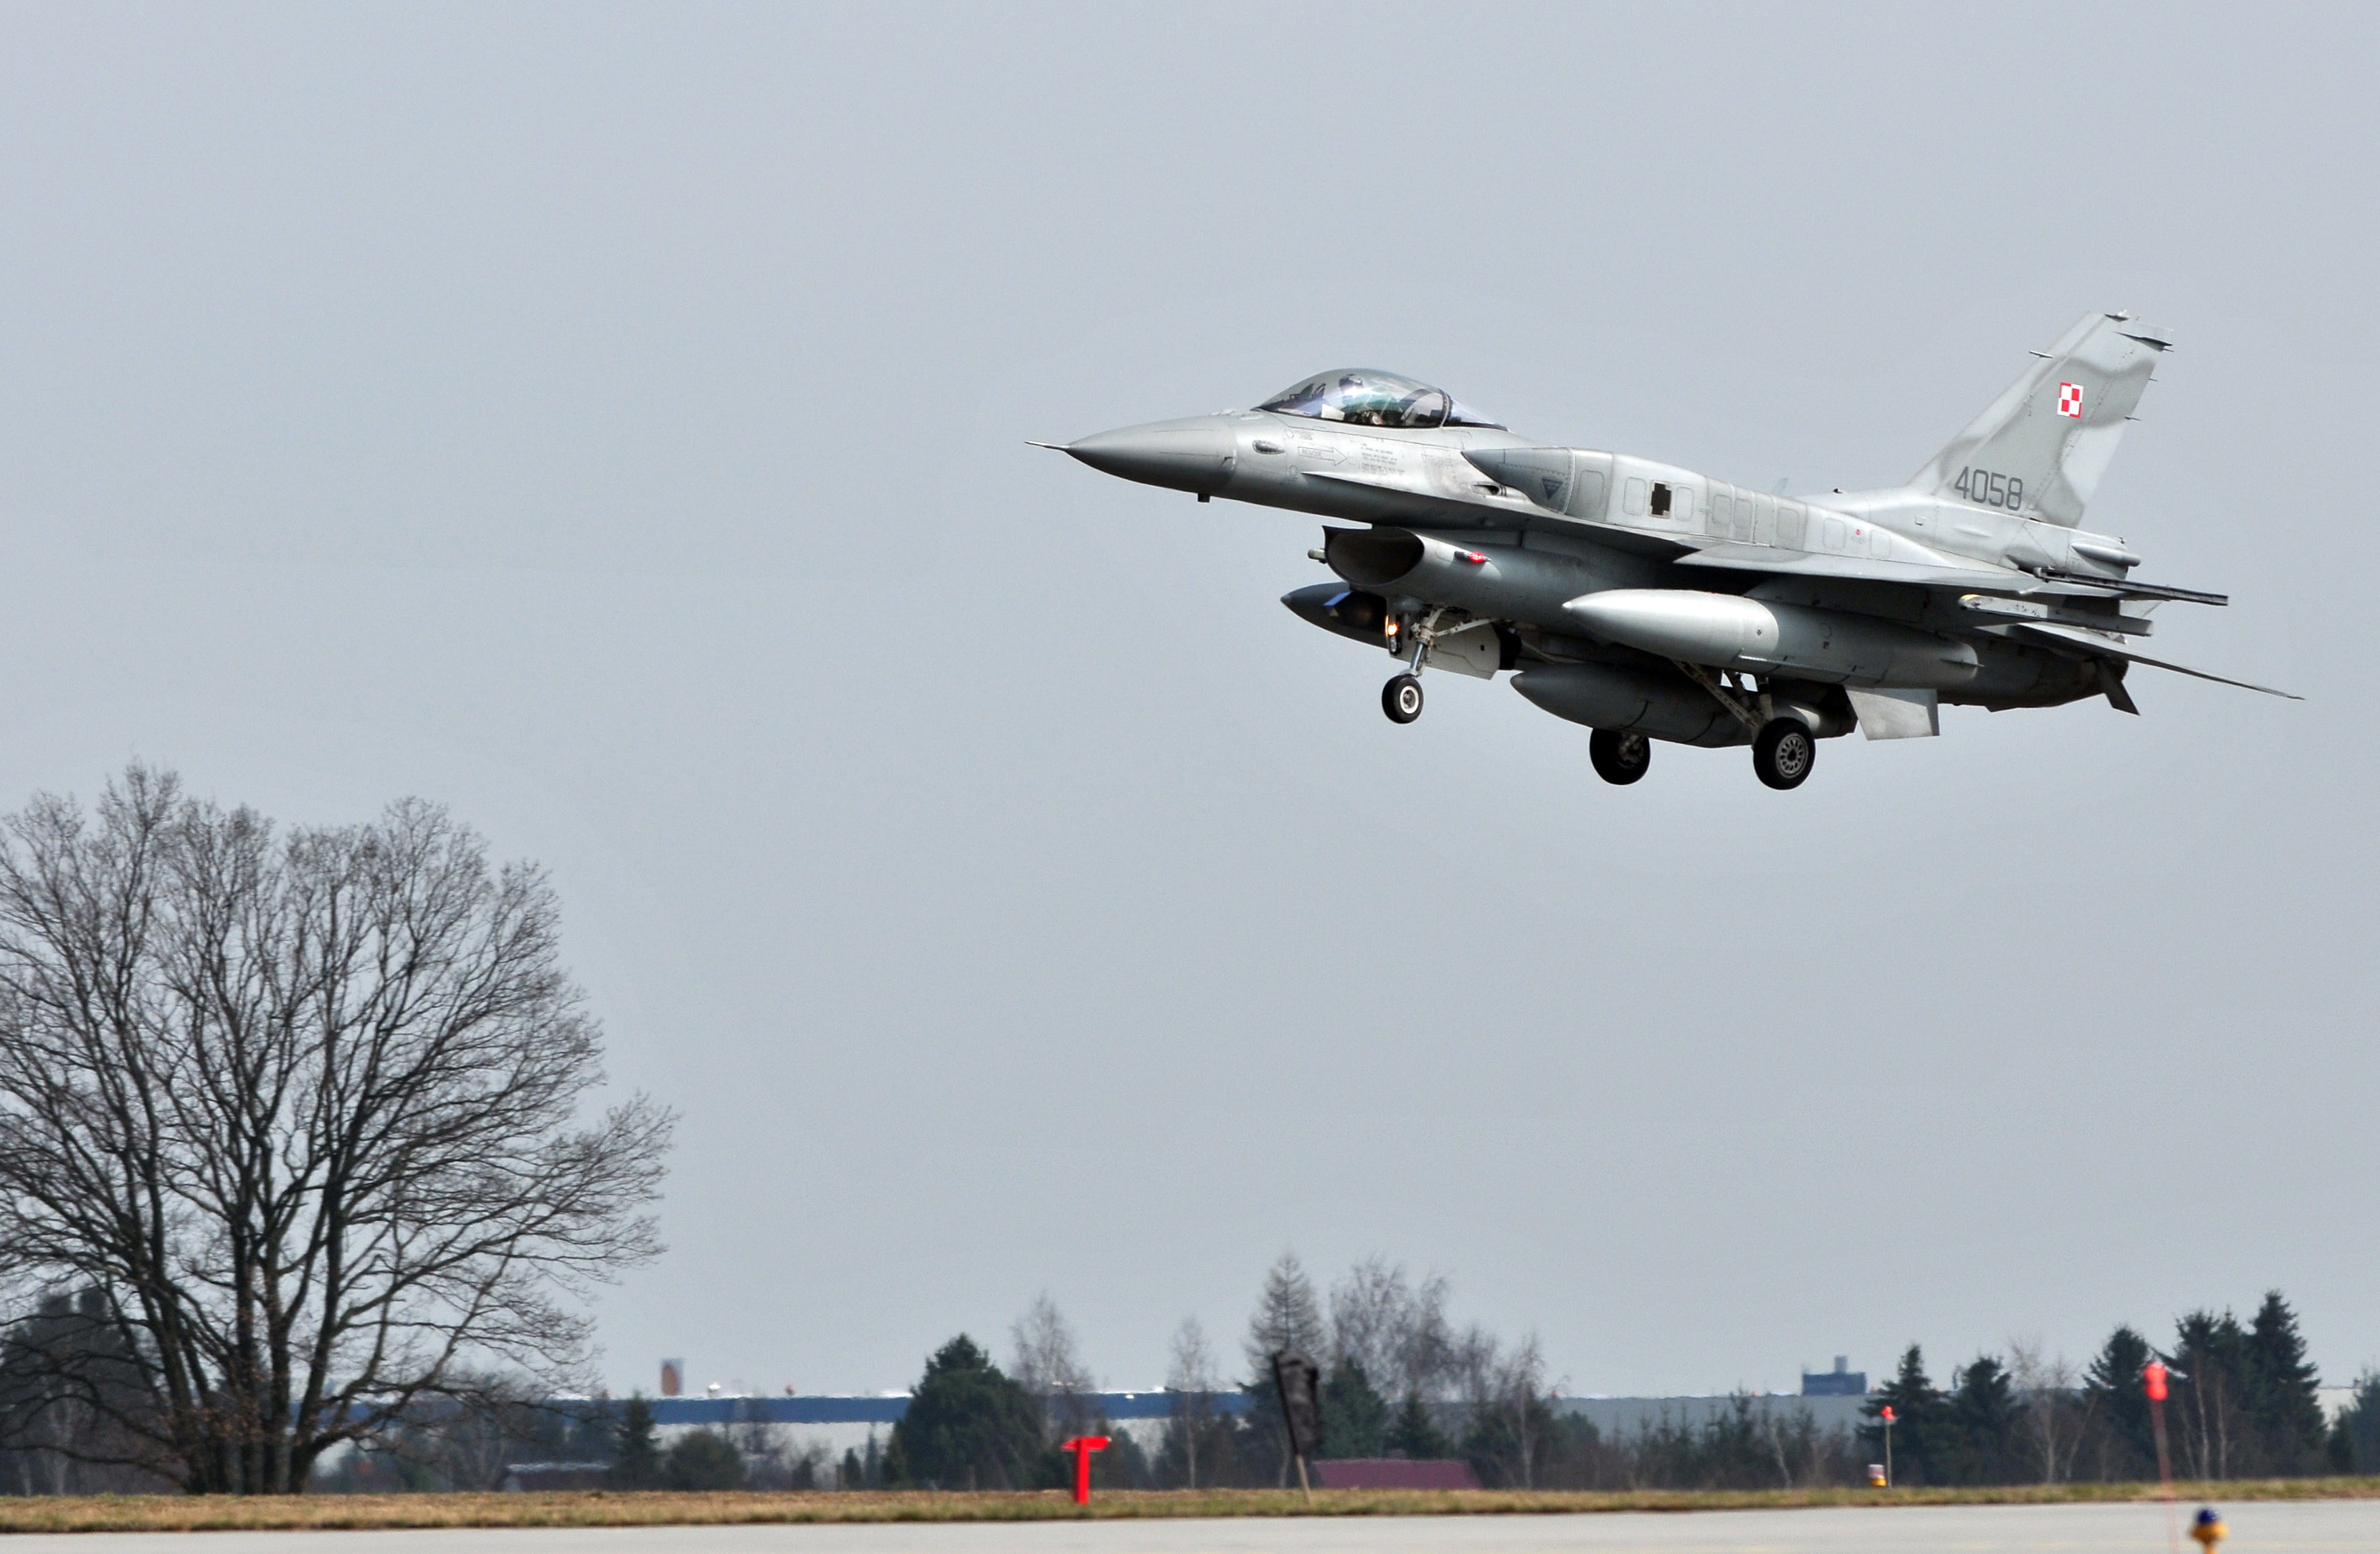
[1682,544,2214,609]
[2034,568,2228,607]
[1680,543,2037,595]
[2009,621,2299,699]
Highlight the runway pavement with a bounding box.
[7,1500,2374,1553]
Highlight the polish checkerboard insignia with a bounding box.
[2057,382,2084,418]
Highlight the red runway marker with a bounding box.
[1061,1435,1109,1506]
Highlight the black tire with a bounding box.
[1382,674,1424,724]
[1588,728,1652,785]
[1753,718,1817,790]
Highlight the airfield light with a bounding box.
[2145,1360,2179,1548]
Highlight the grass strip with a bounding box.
[0,1480,2377,1533]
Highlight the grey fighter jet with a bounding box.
[1040,314,2292,789]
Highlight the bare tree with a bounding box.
[1009,1292,1094,1442]
[0,767,674,1493]
[1327,1257,1455,1402]
[2008,1336,2081,1484]
[1164,1316,1217,1488]
[1460,1330,1552,1488]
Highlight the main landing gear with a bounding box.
[1671,660,1820,791]
[1752,718,1816,791]
[1588,729,1650,785]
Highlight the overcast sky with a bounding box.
[2,3,2373,1400]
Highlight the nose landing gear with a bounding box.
[1381,614,1439,724]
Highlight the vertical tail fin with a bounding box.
[1910,311,2171,528]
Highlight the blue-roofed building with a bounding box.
[640,1390,1249,1463]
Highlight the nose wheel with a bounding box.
[1382,674,1424,724]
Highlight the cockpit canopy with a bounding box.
[1257,369,1505,431]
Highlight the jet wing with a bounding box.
[2005,620,2300,699]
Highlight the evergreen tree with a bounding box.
[2244,1290,2326,1474]
[839,1447,864,1490]
[2082,1325,2158,1478]
[1386,1392,1452,1459]
[882,1334,1046,1490]
[663,1428,746,1490]
[1459,1379,1558,1489]
[2330,1370,2380,1474]
[1942,1355,2019,1484]
[1088,1413,1153,1488]
[606,1395,663,1490]
[1862,1346,1948,1484]
[1240,1254,1326,1484]
[1319,1362,1389,1457]
[2171,1309,2252,1480]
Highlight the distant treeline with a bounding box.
[1,1257,2375,1493]
[824,1267,2380,1494]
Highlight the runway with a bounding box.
[8,1500,2372,1553]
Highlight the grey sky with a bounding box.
[1,3,2373,1400]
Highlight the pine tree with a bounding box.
[1943,1355,2019,1484]
[2331,1370,2380,1474]
[1863,1345,1947,1484]
[2082,1325,2158,1478]
[1319,1361,1389,1458]
[839,1447,863,1490]
[2171,1309,2252,1480]
[606,1395,662,1490]
[2244,1290,2326,1474]
[1242,1253,1327,1378]
[1386,1392,1452,1459]
[1241,1253,1327,1485]
[663,1428,746,1490]
[882,1334,1046,1490]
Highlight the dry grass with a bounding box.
[0,1480,2375,1533]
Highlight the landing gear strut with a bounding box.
[1589,729,1650,785]
[1752,718,1816,790]
[1382,616,1436,724]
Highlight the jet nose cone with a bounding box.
[1061,417,1236,494]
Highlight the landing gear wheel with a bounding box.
[1753,718,1816,791]
[1382,674,1424,724]
[1589,729,1651,786]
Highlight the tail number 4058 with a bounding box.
[1955,467,2023,510]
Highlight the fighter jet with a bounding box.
[1040,313,2292,789]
